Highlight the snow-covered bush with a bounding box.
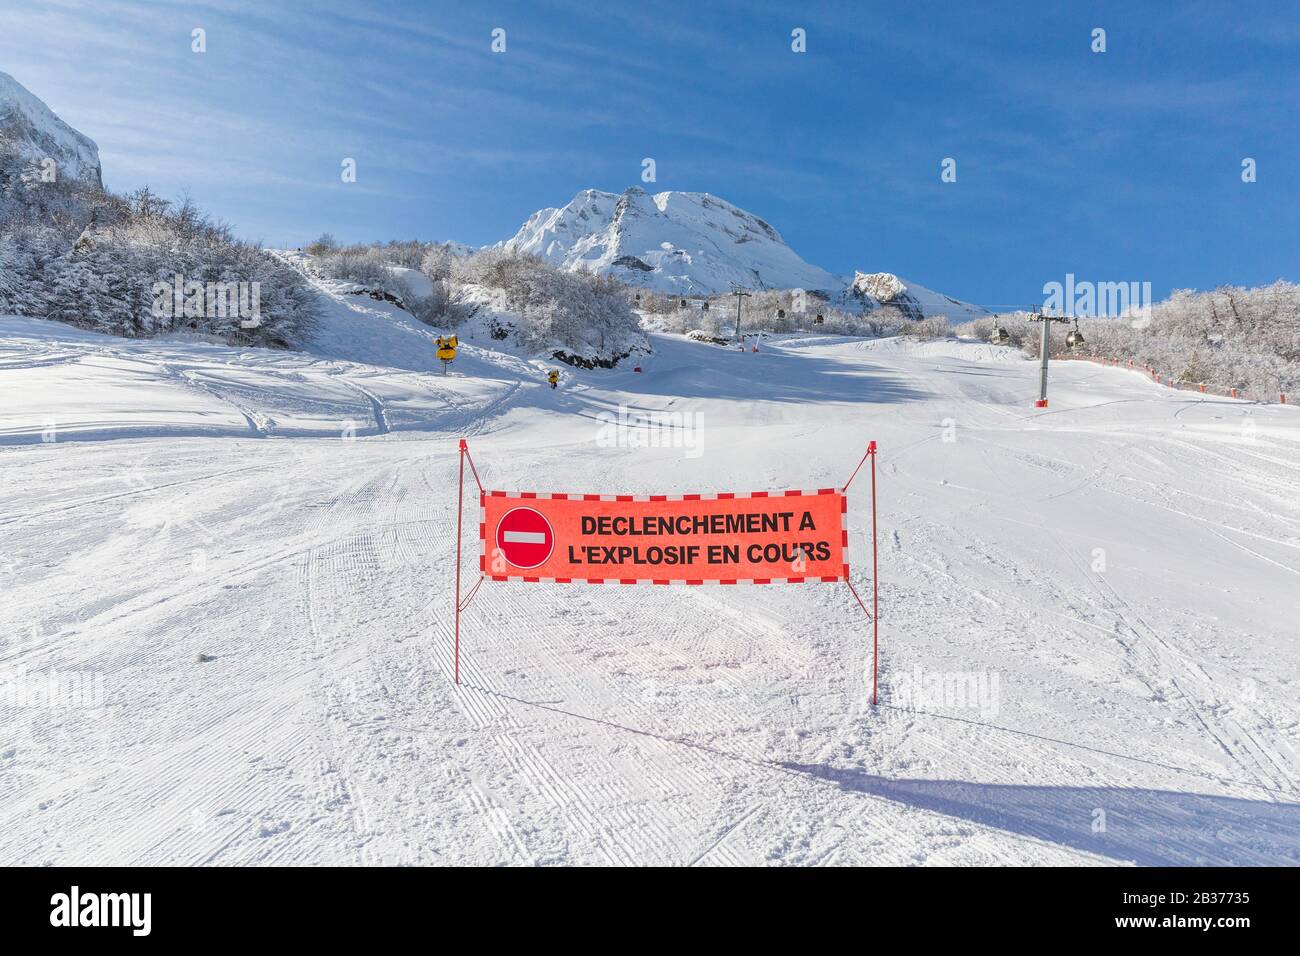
[377,239,426,270]
[312,245,414,305]
[1060,285,1299,399]
[304,233,338,256]
[899,316,952,340]
[451,249,645,363]
[420,243,458,283]
[657,306,726,337]
[956,312,1039,350]
[407,279,479,328]
[956,316,996,341]
[958,289,1300,401]
[654,291,915,339]
[0,146,318,346]
[858,306,915,337]
[306,236,429,270]
[631,289,670,314]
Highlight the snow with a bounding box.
[2,311,1299,865]
[387,265,433,299]
[0,309,513,442]
[0,71,102,186]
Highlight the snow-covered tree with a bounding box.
[0,138,318,346]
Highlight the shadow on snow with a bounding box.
[461,684,1300,866]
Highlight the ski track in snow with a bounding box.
[2,298,1299,866]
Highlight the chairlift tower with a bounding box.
[1027,312,1070,407]
[731,288,751,342]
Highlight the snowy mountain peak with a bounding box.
[502,186,988,322]
[502,186,840,295]
[0,71,102,186]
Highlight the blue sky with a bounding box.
[3,0,1296,307]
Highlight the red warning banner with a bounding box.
[480,489,848,584]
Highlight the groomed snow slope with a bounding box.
[0,263,550,444]
[2,317,1299,865]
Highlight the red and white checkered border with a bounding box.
[478,487,850,585]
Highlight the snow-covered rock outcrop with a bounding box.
[845,271,990,324]
[0,71,102,186]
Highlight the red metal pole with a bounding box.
[869,441,878,706]
[455,438,465,685]
[871,451,878,706]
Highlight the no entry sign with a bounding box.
[480,489,847,584]
[495,506,554,569]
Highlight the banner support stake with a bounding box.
[870,440,878,706]
[455,438,466,685]
[842,440,879,706]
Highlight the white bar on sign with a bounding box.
[503,530,547,544]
